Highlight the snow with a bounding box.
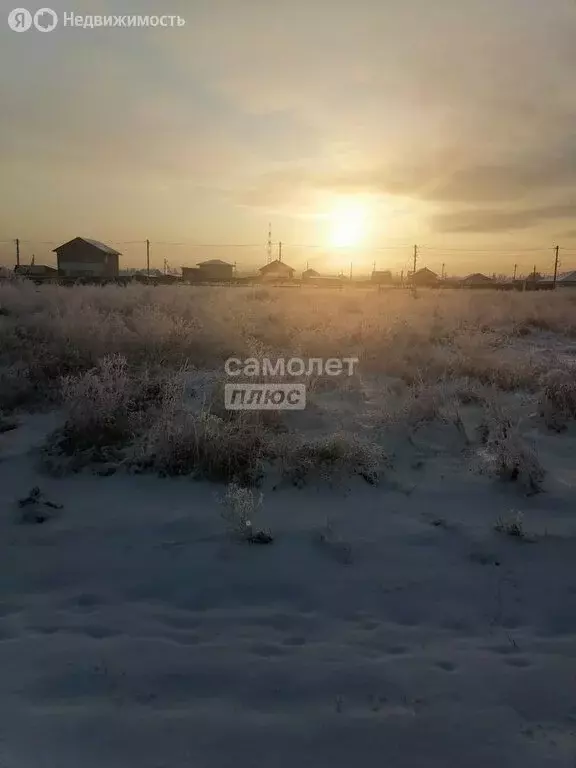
[1,407,576,767]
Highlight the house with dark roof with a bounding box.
[258,259,296,282]
[197,259,234,281]
[560,271,576,287]
[14,264,58,281]
[181,259,234,283]
[53,237,120,278]
[371,269,393,285]
[301,268,347,286]
[411,267,438,287]
[461,273,494,288]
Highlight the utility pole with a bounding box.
[146,239,150,278]
[267,223,272,264]
[513,264,517,281]
[15,238,20,268]
[413,244,418,276]
[278,241,282,262]
[553,245,560,289]
[441,263,445,280]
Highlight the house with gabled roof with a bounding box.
[560,271,576,287]
[259,259,296,282]
[53,237,120,278]
[461,273,494,288]
[196,259,234,280]
[411,267,438,287]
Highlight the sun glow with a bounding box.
[327,198,369,248]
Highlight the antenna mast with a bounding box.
[267,223,273,264]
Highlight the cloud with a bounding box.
[233,135,576,220]
[186,0,576,228]
[2,0,576,242]
[431,202,576,234]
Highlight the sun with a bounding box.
[327,198,368,248]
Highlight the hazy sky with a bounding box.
[1,0,576,274]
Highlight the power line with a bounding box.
[150,242,268,248]
[2,238,572,253]
[5,239,147,246]
[422,246,551,253]
[11,241,60,246]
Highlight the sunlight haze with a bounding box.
[1,0,575,274]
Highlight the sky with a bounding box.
[1,0,576,275]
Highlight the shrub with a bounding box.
[218,482,264,540]
[380,381,451,428]
[0,364,39,411]
[43,354,158,470]
[282,432,387,487]
[539,369,576,431]
[478,407,544,495]
[58,355,139,449]
[132,404,274,485]
[494,510,526,539]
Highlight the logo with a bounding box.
[7,8,32,30]
[34,7,57,30]
[224,357,359,378]
[225,383,306,411]
[7,7,58,31]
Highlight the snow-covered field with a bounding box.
[1,281,576,767]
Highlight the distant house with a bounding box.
[129,269,179,284]
[302,268,321,281]
[53,237,120,278]
[411,267,438,287]
[560,271,576,287]
[516,271,556,291]
[197,259,234,281]
[181,260,233,283]
[14,264,58,279]
[461,273,494,288]
[371,269,393,285]
[258,259,296,282]
[181,267,201,283]
[303,274,346,287]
